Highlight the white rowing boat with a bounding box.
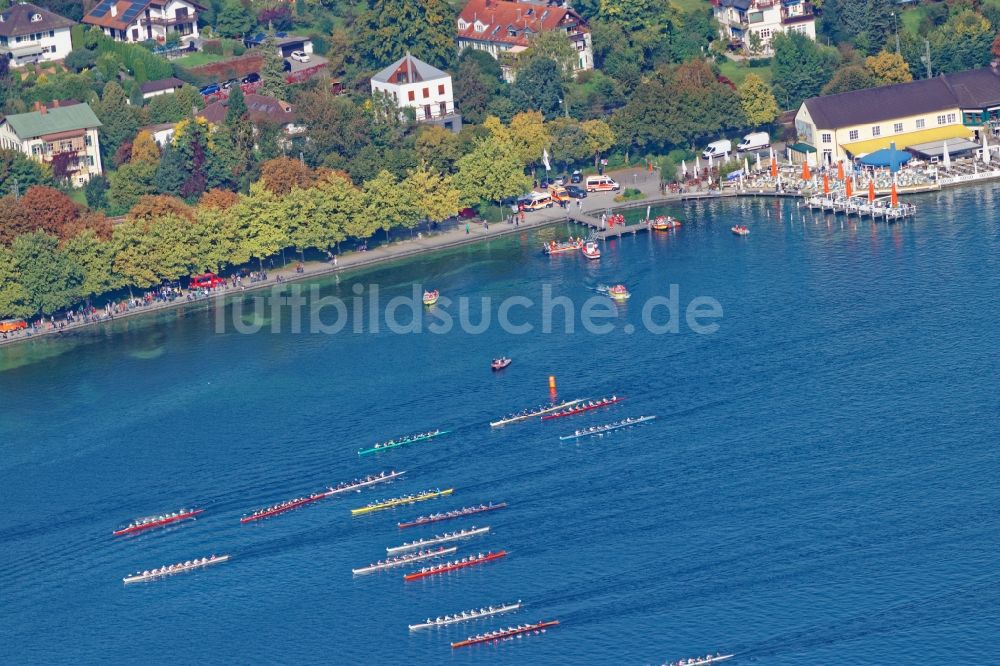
[490,399,585,427]
[558,415,657,440]
[123,554,230,584]
[408,601,522,631]
[387,526,490,555]
[664,654,734,666]
[352,546,456,575]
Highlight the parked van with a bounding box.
[702,139,732,159]
[737,132,770,152]
[521,191,555,211]
[585,175,620,192]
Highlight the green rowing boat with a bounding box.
[358,430,449,456]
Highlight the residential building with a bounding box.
[370,53,461,131]
[140,77,186,100]
[0,2,75,67]
[794,66,1000,164]
[456,0,592,81]
[199,93,304,149]
[712,0,816,55]
[83,0,201,45]
[140,121,177,147]
[0,102,103,187]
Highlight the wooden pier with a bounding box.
[803,195,916,221]
[566,213,652,240]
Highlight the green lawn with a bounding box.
[172,52,226,67]
[67,188,87,206]
[718,57,773,86]
[670,0,710,12]
[900,6,927,35]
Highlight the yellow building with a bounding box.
[794,67,1000,164]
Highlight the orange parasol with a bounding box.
[770,159,778,178]
[822,173,829,195]
[837,161,845,180]
[868,179,876,203]
[845,177,853,197]
[802,160,811,180]
[890,179,898,207]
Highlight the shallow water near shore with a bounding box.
[2,186,999,664]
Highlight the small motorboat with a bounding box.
[491,357,512,371]
[608,284,630,301]
[582,241,601,260]
[731,225,749,236]
[422,289,440,305]
[650,215,681,231]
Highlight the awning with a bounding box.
[842,125,972,157]
[859,148,911,167]
[788,142,816,153]
[906,138,980,158]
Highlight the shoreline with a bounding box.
[2,169,997,350]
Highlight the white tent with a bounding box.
[983,133,991,164]
[942,140,951,170]
[681,159,688,177]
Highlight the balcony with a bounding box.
[781,3,814,23]
[140,14,196,27]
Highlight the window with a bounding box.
[407,90,415,102]
[758,28,771,39]
[946,112,956,123]
[84,134,92,146]
[87,156,94,167]
[871,126,881,137]
[31,13,42,22]
[44,142,54,153]
[916,118,925,129]
[936,114,947,125]
[59,140,72,152]
[821,133,831,144]
[49,30,54,37]
[849,130,859,141]
[31,145,42,156]
[457,19,468,30]
[437,84,445,95]
[893,123,903,133]
[423,87,429,98]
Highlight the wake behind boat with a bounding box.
[409,600,521,631]
[559,415,657,440]
[541,395,622,420]
[358,430,447,456]
[351,488,453,516]
[664,653,734,666]
[123,554,229,584]
[398,502,507,529]
[387,526,490,554]
[241,471,404,523]
[113,508,203,536]
[490,399,585,427]
[451,619,559,648]
[352,546,456,575]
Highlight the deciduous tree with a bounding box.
[405,165,461,225]
[511,57,564,119]
[822,65,877,95]
[355,0,456,70]
[865,51,912,84]
[0,149,53,197]
[64,229,122,300]
[127,195,195,223]
[17,186,80,239]
[131,130,161,166]
[581,119,615,168]
[11,231,82,316]
[414,125,463,174]
[259,30,288,99]
[363,169,420,240]
[739,73,779,127]
[259,157,315,195]
[772,32,839,109]
[108,162,157,216]
[454,135,530,217]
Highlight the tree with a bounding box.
[405,165,461,225]
[173,117,221,199]
[772,32,839,109]
[127,195,195,223]
[84,175,109,210]
[311,172,364,251]
[511,57,564,119]
[739,73,779,127]
[131,130,161,166]
[581,119,615,169]
[0,149,53,196]
[16,186,80,239]
[0,244,32,319]
[107,162,157,216]
[454,135,531,217]
[225,85,247,124]
[930,11,993,74]
[147,87,204,124]
[64,48,98,72]
[297,89,372,163]
[362,169,420,241]
[63,229,122,300]
[259,157,315,195]
[259,31,288,99]
[215,0,253,38]
[94,81,138,162]
[11,231,82,316]
[822,65,877,95]
[355,0,457,70]
[865,51,912,85]
[414,125,463,174]
[598,0,671,32]
[199,188,240,210]
[516,31,579,78]
[489,112,551,168]
[153,143,187,198]
[454,58,496,125]
[257,5,293,31]
[547,117,589,168]
[222,182,287,268]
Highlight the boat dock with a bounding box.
[566,213,651,240]
[803,195,916,220]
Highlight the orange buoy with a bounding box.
[549,376,557,391]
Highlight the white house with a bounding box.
[456,0,593,82]
[139,77,186,100]
[371,53,460,130]
[83,0,201,45]
[0,102,104,187]
[0,2,75,67]
[712,0,816,55]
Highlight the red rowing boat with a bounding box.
[540,396,623,420]
[242,471,404,523]
[451,620,559,648]
[404,550,506,581]
[398,502,507,529]
[113,508,203,536]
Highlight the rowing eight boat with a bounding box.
[352,546,456,575]
[351,488,453,516]
[387,526,490,554]
[540,396,623,420]
[398,502,507,529]
[490,399,585,427]
[558,415,656,440]
[357,430,449,456]
[404,550,506,581]
[451,620,559,648]
[408,601,522,631]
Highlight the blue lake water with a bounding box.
[2,187,999,665]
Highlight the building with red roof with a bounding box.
[456,0,592,81]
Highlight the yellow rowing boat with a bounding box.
[351,488,454,516]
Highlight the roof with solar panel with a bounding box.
[83,0,205,31]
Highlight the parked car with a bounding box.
[737,131,770,152]
[198,83,220,96]
[554,174,567,186]
[702,139,732,159]
[241,72,260,84]
[189,272,227,290]
[221,78,239,90]
[290,50,310,63]
[585,175,620,192]
[565,184,587,199]
[571,170,583,183]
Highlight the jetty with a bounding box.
[802,194,916,221]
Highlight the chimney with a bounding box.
[52,99,60,108]
[34,101,46,114]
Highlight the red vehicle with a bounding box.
[189,273,226,289]
[0,319,27,333]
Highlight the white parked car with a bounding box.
[290,50,310,63]
[702,139,732,159]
